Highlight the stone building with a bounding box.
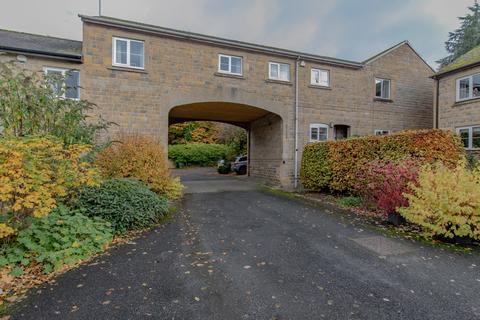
[0,15,434,188]
[433,45,480,156]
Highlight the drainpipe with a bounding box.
[435,78,439,129]
[294,56,300,189]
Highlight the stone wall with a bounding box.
[0,21,435,188]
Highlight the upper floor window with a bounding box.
[375,78,391,99]
[218,54,243,75]
[456,74,480,102]
[457,126,480,149]
[113,37,145,69]
[44,67,80,99]
[375,129,390,136]
[269,62,290,81]
[310,123,328,142]
[311,68,330,87]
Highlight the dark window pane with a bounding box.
[473,127,480,148]
[375,79,382,97]
[130,41,144,68]
[382,80,390,98]
[231,57,242,74]
[46,69,63,96]
[65,71,79,99]
[220,56,229,72]
[473,75,480,97]
[310,127,319,141]
[115,39,127,64]
[459,78,470,99]
[459,129,470,148]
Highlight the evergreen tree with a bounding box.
[437,1,480,67]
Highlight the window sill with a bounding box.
[265,79,292,86]
[453,97,480,107]
[374,97,393,103]
[108,66,148,74]
[214,72,245,80]
[308,85,332,90]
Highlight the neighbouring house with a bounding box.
[0,15,434,188]
[433,45,480,156]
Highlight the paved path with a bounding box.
[11,168,480,319]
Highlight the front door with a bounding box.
[334,125,349,140]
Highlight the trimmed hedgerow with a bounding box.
[301,129,465,193]
[168,143,232,167]
[76,178,169,234]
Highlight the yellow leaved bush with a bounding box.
[398,162,480,240]
[95,134,183,200]
[0,137,101,238]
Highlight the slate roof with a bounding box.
[435,45,480,78]
[0,29,82,61]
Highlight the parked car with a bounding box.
[232,155,248,175]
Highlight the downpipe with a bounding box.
[294,57,300,189]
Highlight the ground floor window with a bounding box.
[457,126,480,149]
[374,129,390,136]
[310,123,328,142]
[44,67,80,99]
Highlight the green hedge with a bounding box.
[168,143,232,167]
[76,178,169,234]
[300,129,465,193]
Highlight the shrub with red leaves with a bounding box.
[356,159,420,217]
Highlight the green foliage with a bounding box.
[0,205,112,275]
[168,143,233,167]
[437,2,480,67]
[217,161,231,174]
[301,130,465,193]
[0,61,109,145]
[337,196,364,208]
[76,178,169,234]
[399,163,480,240]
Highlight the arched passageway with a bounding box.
[168,102,286,186]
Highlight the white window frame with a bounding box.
[375,78,391,99]
[43,67,80,100]
[457,125,480,149]
[269,62,290,82]
[217,54,243,76]
[311,68,330,87]
[374,129,391,136]
[112,37,145,69]
[309,123,329,142]
[456,74,480,102]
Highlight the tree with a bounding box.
[437,1,480,67]
[0,61,109,145]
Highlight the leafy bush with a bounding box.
[337,196,364,207]
[356,159,419,216]
[217,161,231,174]
[0,137,100,238]
[0,205,112,275]
[168,143,233,167]
[76,178,169,234]
[399,163,480,240]
[301,129,465,193]
[0,61,109,145]
[95,135,183,200]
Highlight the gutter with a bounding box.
[0,46,82,63]
[294,56,300,189]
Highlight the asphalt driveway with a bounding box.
[10,168,480,319]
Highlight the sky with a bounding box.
[0,0,476,68]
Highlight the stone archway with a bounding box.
[168,101,286,186]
